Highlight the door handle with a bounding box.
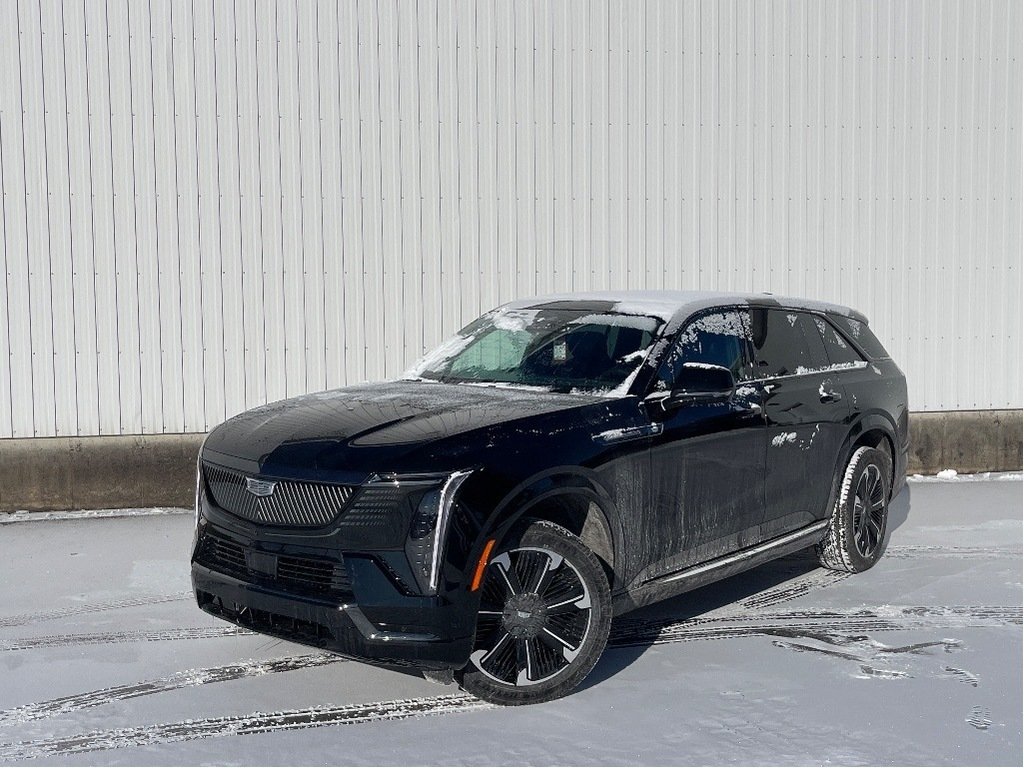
[820,390,843,404]
[591,422,664,445]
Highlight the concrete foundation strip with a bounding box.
[0,410,1020,512]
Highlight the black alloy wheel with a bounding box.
[459,520,611,705]
[852,461,886,558]
[817,445,892,573]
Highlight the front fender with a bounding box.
[454,466,625,591]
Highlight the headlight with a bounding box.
[367,470,473,596]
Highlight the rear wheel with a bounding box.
[817,445,892,572]
[458,520,611,706]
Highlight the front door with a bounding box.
[641,308,766,581]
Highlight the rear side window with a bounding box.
[834,315,891,359]
[813,316,865,366]
[657,309,750,390]
[750,308,826,377]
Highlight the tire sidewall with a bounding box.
[837,446,892,571]
[459,520,612,706]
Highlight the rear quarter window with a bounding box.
[832,315,892,360]
[811,316,864,365]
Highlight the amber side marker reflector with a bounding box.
[470,539,496,591]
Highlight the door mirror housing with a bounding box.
[654,363,736,411]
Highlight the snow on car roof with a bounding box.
[506,290,868,324]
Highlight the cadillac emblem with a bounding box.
[245,477,277,497]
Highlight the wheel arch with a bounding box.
[838,412,899,498]
[478,468,623,590]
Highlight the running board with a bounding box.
[655,520,829,585]
[612,520,830,615]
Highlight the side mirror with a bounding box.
[657,363,736,411]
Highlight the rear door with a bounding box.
[749,308,852,536]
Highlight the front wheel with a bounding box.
[817,445,892,573]
[458,520,612,706]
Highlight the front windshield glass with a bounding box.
[405,308,664,395]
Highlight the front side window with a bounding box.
[407,308,663,395]
[656,309,750,390]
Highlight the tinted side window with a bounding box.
[797,313,831,370]
[834,315,890,359]
[812,316,864,365]
[750,308,822,377]
[657,309,750,390]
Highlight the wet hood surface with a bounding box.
[202,380,606,477]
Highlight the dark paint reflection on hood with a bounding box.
[203,380,608,474]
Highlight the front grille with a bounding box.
[202,533,247,579]
[202,462,355,527]
[196,528,353,597]
[277,554,352,595]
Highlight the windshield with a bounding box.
[405,308,664,395]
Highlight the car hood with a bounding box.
[202,379,609,479]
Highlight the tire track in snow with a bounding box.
[0,605,1017,759]
[884,544,1023,559]
[966,705,992,730]
[738,569,851,610]
[3,606,1017,655]
[769,633,965,680]
[607,605,1022,648]
[0,654,345,726]
[942,666,980,687]
[0,626,254,652]
[0,695,492,762]
[0,592,192,628]
[737,544,1019,612]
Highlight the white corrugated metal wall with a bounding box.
[0,0,1020,438]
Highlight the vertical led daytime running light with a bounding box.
[427,469,473,592]
[194,456,203,526]
[194,435,209,528]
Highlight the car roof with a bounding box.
[505,290,868,325]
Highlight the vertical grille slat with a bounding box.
[202,462,355,528]
[297,484,316,526]
[295,484,312,526]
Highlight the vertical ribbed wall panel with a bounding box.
[0,0,1020,437]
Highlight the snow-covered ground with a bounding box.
[0,479,1020,766]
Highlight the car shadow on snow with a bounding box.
[578,484,913,692]
[886,483,912,534]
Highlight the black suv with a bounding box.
[192,291,908,705]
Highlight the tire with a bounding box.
[816,445,892,573]
[458,520,612,706]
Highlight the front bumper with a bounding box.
[190,458,488,670]
[192,560,475,670]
